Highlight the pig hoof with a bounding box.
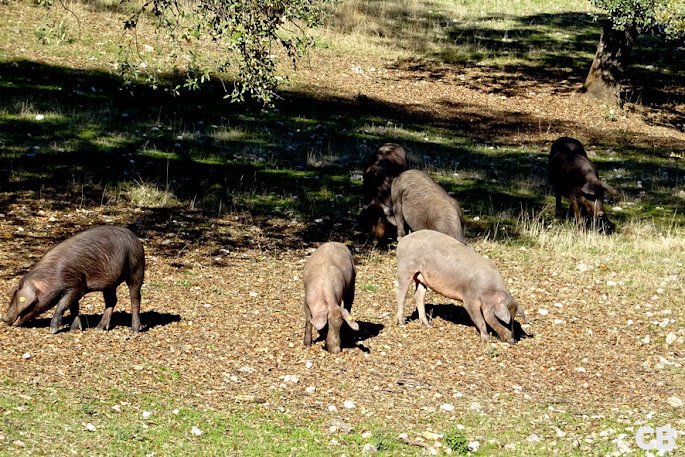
[49,326,60,334]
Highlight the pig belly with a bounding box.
[417,271,465,303]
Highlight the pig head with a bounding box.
[1,278,55,327]
[549,137,619,233]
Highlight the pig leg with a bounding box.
[482,306,514,343]
[69,302,83,331]
[303,303,313,346]
[396,268,415,325]
[555,190,564,218]
[127,278,143,333]
[394,198,406,239]
[462,300,490,343]
[50,290,83,334]
[414,276,431,328]
[96,287,118,331]
[569,190,584,225]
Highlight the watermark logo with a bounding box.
[636,426,677,451]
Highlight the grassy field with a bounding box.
[1,0,684,456]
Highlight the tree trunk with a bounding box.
[583,20,637,105]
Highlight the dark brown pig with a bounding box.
[302,242,359,353]
[549,137,619,233]
[357,143,408,243]
[1,226,145,333]
[391,169,467,244]
[396,230,530,343]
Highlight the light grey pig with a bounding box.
[396,230,530,343]
[391,169,467,244]
[303,242,359,353]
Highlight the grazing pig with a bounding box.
[1,226,145,333]
[302,242,359,353]
[396,230,530,343]
[358,143,408,243]
[548,137,619,233]
[391,169,468,244]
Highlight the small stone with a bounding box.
[22,353,31,359]
[667,396,683,408]
[305,386,316,394]
[142,411,152,419]
[606,280,617,286]
[527,433,541,442]
[642,335,651,344]
[343,400,356,409]
[538,309,549,316]
[190,426,203,436]
[362,443,378,454]
[666,333,677,345]
[362,431,372,439]
[172,409,179,415]
[440,403,455,411]
[468,441,480,452]
[35,114,44,121]
[85,423,96,432]
[328,405,338,412]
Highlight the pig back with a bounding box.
[303,242,355,296]
[35,226,144,291]
[549,137,599,194]
[396,230,499,294]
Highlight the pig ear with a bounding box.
[515,301,531,325]
[16,286,37,310]
[310,312,328,331]
[602,182,620,197]
[340,307,359,331]
[580,181,599,197]
[495,303,511,324]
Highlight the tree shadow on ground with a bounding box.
[0,59,682,251]
[21,310,181,332]
[406,303,532,342]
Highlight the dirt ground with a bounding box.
[0,45,683,450]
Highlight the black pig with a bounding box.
[357,143,408,243]
[548,137,619,233]
[2,226,145,333]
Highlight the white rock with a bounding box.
[22,353,31,359]
[190,426,203,436]
[667,396,683,408]
[305,386,316,394]
[666,333,677,345]
[527,433,541,442]
[142,411,152,419]
[440,403,455,411]
[606,280,617,286]
[343,400,356,409]
[642,335,651,344]
[576,263,589,273]
[328,405,338,412]
[35,114,44,121]
[538,309,549,315]
[362,431,372,439]
[172,409,179,415]
[85,423,96,432]
[305,360,313,368]
[362,443,378,454]
[283,374,300,384]
[468,441,480,452]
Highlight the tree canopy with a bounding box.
[120,0,333,105]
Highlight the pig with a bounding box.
[548,137,620,233]
[396,230,530,343]
[1,226,145,334]
[357,143,408,243]
[302,242,359,353]
[391,169,468,244]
